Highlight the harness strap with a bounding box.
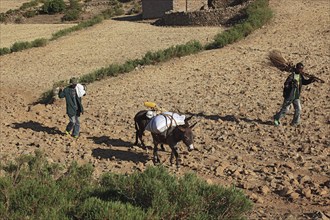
[160,113,178,138]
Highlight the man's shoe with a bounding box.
[65,130,70,136]
[274,119,280,126]
[72,135,79,139]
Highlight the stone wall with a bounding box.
[142,0,207,19]
[210,0,248,8]
[173,0,207,12]
[160,1,250,26]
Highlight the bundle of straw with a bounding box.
[268,50,325,83]
[268,50,293,72]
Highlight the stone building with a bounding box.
[142,0,207,19]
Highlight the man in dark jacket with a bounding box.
[59,77,84,138]
[274,63,315,126]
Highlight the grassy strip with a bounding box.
[0,7,124,56]
[40,0,273,103]
[39,40,203,103]
[205,0,273,49]
[0,151,253,219]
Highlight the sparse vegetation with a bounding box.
[62,0,82,21]
[0,152,253,219]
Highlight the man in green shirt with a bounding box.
[59,77,84,138]
[274,63,315,126]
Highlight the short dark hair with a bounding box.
[296,62,304,69]
[69,77,78,84]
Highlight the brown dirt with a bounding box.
[0,0,329,219]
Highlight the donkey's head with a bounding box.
[176,116,197,151]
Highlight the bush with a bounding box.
[20,0,40,10]
[0,153,252,219]
[10,41,32,52]
[98,166,253,219]
[0,13,7,22]
[76,198,154,220]
[23,10,37,18]
[31,38,48,47]
[0,47,11,56]
[0,151,94,219]
[62,9,80,21]
[42,0,66,14]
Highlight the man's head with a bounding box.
[295,62,304,73]
[69,77,78,86]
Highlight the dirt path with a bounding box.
[0,0,329,219]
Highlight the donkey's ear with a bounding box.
[190,122,197,129]
[185,115,193,122]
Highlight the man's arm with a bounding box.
[301,74,315,85]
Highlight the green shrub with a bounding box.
[23,10,37,18]
[98,166,253,219]
[62,9,80,21]
[0,151,94,219]
[76,198,154,220]
[10,41,32,52]
[51,15,104,40]
[42,0,66,14]
[0,153,252,219]
[31,38,48,47]
[0,47,11,56]
[67,0,82,11]
[39,90,53,104]
[20,0,40,10]
[0,13,7,22]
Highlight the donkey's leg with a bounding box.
[171,145,180,169]
[170,150,174,166]
[139,131,146,148]
[152,143,160,164]
[134,130,139,145]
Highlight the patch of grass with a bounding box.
[0,152,253,219]
[19,0,41,10]
[31,38,48,47]
[51,15,104,40]
[10,41,32,52]
[0,47,11,56]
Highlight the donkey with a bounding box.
[134,110,150,148]
[151,116,196,169]
[134,110,165,150]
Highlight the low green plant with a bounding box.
[0,13,7,22]
[23,10,37,18]
[10,41,32,52]
[0,47,11,56]
[98,166,253,219]
[51,15,104,40]
[62,9,81,21]
[42,0,66,14]
[0,152,252,219]
[19,0,40,10]
[31,38,48,47]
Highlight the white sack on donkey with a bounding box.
[145,112,186,134]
